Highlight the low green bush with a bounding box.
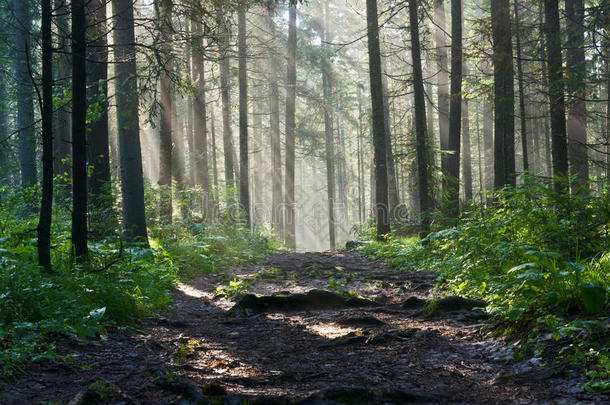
[0,186,277,376]
[361,180,609,389]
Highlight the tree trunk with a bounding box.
[156,0,173,223]
[336,113,349,238]
[446,0,462,217]
[210,105,219,210]
[87,0,111,216]
[357,95,365,223]
[323,1,336,249]
[462,87,472,201]
[191,19,211,215]
[238,1,250,227]
[408,0,432,236]
[38,0,53,271]
[14,0,36,187]
[565,0,589,193]
[491,0,516,188]
[380,56,400,216]
[112,0,148,243]
[284,4,297,249]
[187,93,195,185]
[434,0,450,198]
[267,8,283,236]
[252,100,263,225]
[171,88,186,201]
[513,0,529,172]
[425,79,437,194]
[475,102,484,202]
[544,0,569,192]
[218,9,236,196]
[53,0,71,185]
[72,0,88,261]
[537,3,553,181]
[366,0,390,239]
[186,43,195,186]
[482,95,494,194]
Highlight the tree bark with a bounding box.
[156,0,173,223]
[238,1,250,227]
[87,0,111,215]
[408,0,432,236]
[513,0,529,172]
[323,1,336,249]
[482,95,493,193]
[217,9,236,196]
[434,0,450,198]
[72,0,88,261]
[462,86,472,201]
[380,56,400,216]
[357,94,365,223]
[565,0,589,193]
[14,0,36,187]
[544,0,569,192]
[284,4,297,249]
[38,0,53,270]
[53,0,71,184]
[491,0,516,188]
[112,0,148,243]
[267,8,283,236]
[191,19,211,214]
[446,0,462,217]
[210,105,219,210]
[366,0,390,239]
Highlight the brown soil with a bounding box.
[0,251,604,404]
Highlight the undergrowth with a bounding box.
[360,180,609,391]
[0,185,276,376]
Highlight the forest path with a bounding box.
[2,251,601,404]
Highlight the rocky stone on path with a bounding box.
[402,296,427,310]
[230,289,378,315]
[402,295,487,318]
[345,240,364,250]
[426,296,487,316]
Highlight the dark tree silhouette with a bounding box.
[544,0,569,192]
[366,0,390,239]
[491,0,515,188]
[284,4,297,249]
[37,0,53,270]
[408,0,432,236]
[112,0,148,243]
[446,0,462,217]
[71,0,88,261]
[14,0,36,188]
[238,0,250,226]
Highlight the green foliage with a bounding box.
[360,181,609,387]
[0,241,177,376]
[216,278,252,300]
[175,338,202,362]
[153,219,279,280]
[0,185,276,376]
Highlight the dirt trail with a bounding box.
[1,251,604,404]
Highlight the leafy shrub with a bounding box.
[153,219,279,279]
[360,180,609,387]
[0,185,277,376]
